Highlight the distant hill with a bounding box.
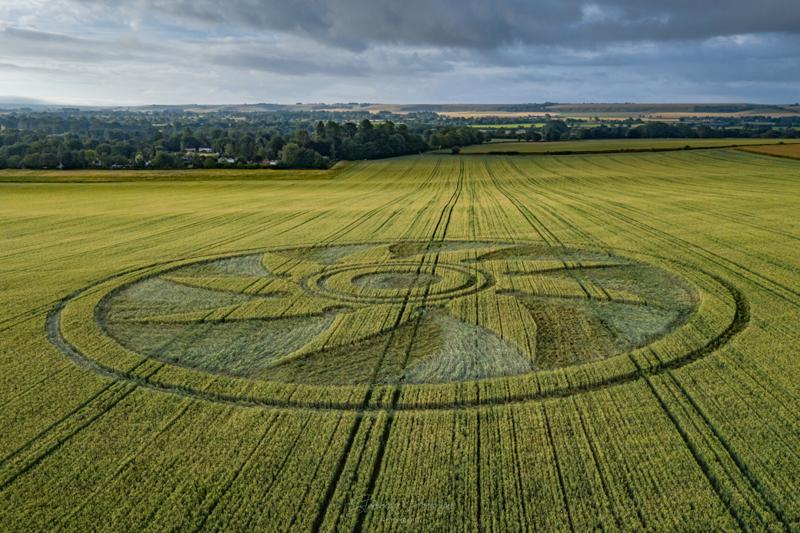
[3,100,797,118]
[0,96,58,110]
[112,102,800,118]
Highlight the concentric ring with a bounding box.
[301,260,493,304]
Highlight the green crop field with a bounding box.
[2,149,800,530]
[456,137,800,154]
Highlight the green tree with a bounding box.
[279,143,329,169]
[151,151,182,169]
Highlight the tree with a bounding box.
[358,119,373,134]
[278,143,328,169]
[315,121,326,140]
[543,120,568,141]
[151,151,182,169]
[524,128,542,142]
[342,122,358,138]
[181,128,200,150]
[266,136,285,160]
[293,129,311,147]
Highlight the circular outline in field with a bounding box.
[47,239,749,413]
[301,260,493,304]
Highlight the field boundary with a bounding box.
[0,162,351,184]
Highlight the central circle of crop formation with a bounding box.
[52,239,742,410]
[303,260,492,304]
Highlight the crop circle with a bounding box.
[49,239,744,411]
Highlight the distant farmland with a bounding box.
[455,137,800,155]
[1,148,799,530]
[737,142,800,160]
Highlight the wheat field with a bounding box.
[2,149,799,530]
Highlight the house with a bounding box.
[186,148,219,158]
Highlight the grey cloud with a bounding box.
[80,0,800,50]
[0,23,458,78]
[211,49,454,77]
[209,50,366,77]
[1,1,799,104]
[0,25,164,63]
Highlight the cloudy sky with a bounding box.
[1,0,798,105]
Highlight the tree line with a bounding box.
[0,111,486,170]
[487,119,800,142]
[1,109,796,170]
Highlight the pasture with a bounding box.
[1,149,799,530]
